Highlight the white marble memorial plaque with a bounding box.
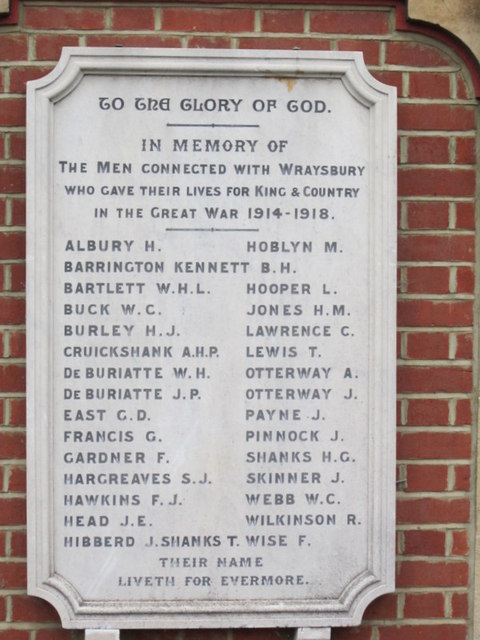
[27,49,396,631]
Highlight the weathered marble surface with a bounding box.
[27,48,396,631]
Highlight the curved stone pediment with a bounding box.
[408,0,480,64]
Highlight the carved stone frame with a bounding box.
[27,48,396,632]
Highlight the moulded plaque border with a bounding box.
[27,48,397,631]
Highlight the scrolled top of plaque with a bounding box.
[27,48,396,633]
[30,47,393,98]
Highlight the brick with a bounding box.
[11,198,26,225]
[187,36,231,49]
[409,72,451,98]
[0,198,6,225]
[455,399,472,425]
[403,529,445,555]
[405,267,449,294]
[196,633,245,640]
[396,399,402,424]
[398,432,470,460]
[162,8,254,32]
[112,7,155,30]
[370,72,403,97]
[0,531,6,556]
[0,138,7,160]
[0,596,5,620]
[456,137,476,164]
[406,399,449,426]
[398,365,472,393]
[404,592,444,618]
[337,40,380,65]
[399,104,475,131]
[9,65,53,94]
[0,365,25,392]
[11,594,59,622]
[333,628,373,640]
[9,398,26,426]
[397,498,469,524]
[0,561,27,588]
[85,34,182,48]
[24,6,105,30]
[379,624,466,640]
[0,297,25,324]
[261,10,304,33]
[452,530,469,556]
[456,267,474,293]
[0,497,25,526]
[0,432,26,459]
[310,9,390,35]
[406,332,449,359]
[7,465,26,492]
[0,233,25,260]
[363,593,397,620]
[35,630,76,640]
[238,37,331,51]
[405,464,448,491]
[397,560,468,588]
[454,465,470,491]
[386,41,454,67]
[9,330,26,358]
[0,34,28,62]
[9,132,26,161]
[121,633,180,640]
[121,629,179,640]
[455,332,473,359]
[9,263,26,292]
[457,74,471,100]
[0,631,29,640]
[0,98,25,126]
[406,136,449,164]
[0,328,6,357]
[1,331,9,356]
[456,202,475,229]
[451,592,469,617]
[34,34,80,61]
[0,166,26,194]
[170,632,223,640]
[1,271,12,294]
[397,329,403,357]
[398,234,474,262]
[397,300,473,327]
[398,167,475,197]
[406,201,449,229]
[10,530,27,557]
[0,459,7,490]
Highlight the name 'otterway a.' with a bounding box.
[27,49,396,633]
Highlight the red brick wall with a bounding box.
[0,1,478,639]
